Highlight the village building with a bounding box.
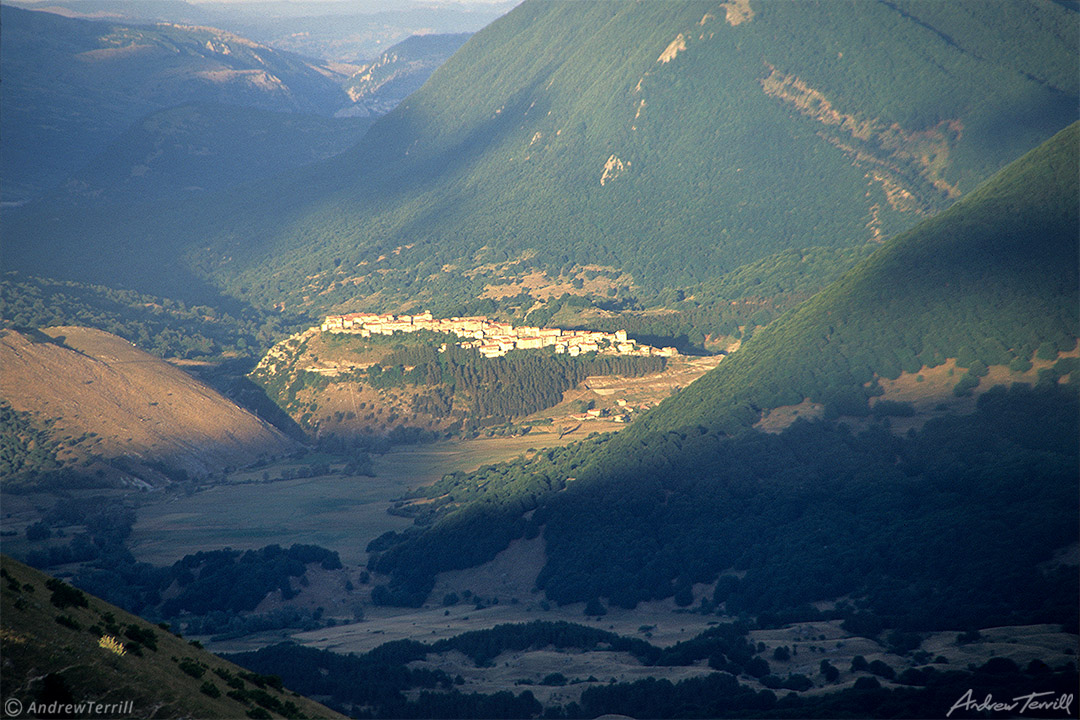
[319,310,680,359]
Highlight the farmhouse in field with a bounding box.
[320,311,678,359]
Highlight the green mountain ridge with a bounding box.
[364,123,1080,622]
[618,121,1080,442]
[5,0,1076,313]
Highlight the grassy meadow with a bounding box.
[129,434,577,566]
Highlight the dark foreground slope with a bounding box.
[5,0,1076,310]
[0,555,344,719]
[364,125,1079,632]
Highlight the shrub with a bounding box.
[45,578,87,609]
[179,659,206,679]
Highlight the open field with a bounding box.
[128,433,594,566]
[129,473,413,566]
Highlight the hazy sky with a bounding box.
[184,0,511,5]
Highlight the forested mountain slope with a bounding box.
[617,120,1079,441]
[58,103,368,204]
[363,125,1080,630]
[5,0,1076,312]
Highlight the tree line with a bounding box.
[227,619,1079,718]
[1,273,305,361]
[350,339,665,421]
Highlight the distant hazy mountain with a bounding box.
[5,0,515,62]
[6,0,1073,315]
[196,3,511,64]
[340,33,472,117]
[0,5,354,203]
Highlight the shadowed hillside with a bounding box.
[362,125,1080,624]
[60,103,369,203]
[618,122,1079,441]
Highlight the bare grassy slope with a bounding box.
[0,555,345,719]
[0,326,295,482]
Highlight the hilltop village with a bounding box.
[321,311,679,359]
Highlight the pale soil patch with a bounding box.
[75,44,154,61]
[720,0,754,26]
[582,355,723,406]
[754,399,824,434]
[657,34,687,64]
[195,69,286,92]
[462,248,539,279]
[505,356,722,437]
[868,168,922,213]
[866,201,886,242]
[760,66,963,209]
[479,269,631,301]
[600,154,628,185]
[862,354,1071,434]
[760,67,875,140]
[754,351,1074,435]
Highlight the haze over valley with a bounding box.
[1,2,1078,718]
